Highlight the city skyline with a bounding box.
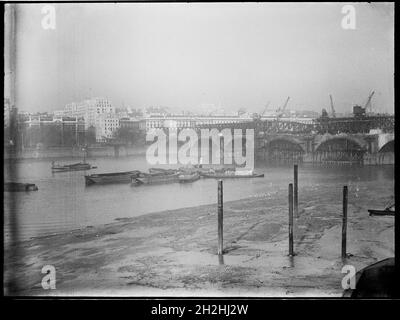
[10,3,394,114]
[15,97,323,117]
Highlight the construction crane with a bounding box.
[364,91,375,113]
[276,96,290,119]
[260,101,271,117]
[252,101,271,121]
[274,96,290,132]
[329,94,336,118]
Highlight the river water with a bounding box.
[4,156,394,242]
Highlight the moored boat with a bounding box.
[52,161,96,172]
[201,173,264,179]
[85,170,142,185]
[148,168,178,175]
[178,172,200,183]
[132,173,180,186]
[178,165,235,175]
[368,203,395,216]
[201,170,264,179]
[4,182,39,192]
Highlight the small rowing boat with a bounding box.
[368,203,395,216]
[132,173,180,186]
[178,172,200,183]
[85,171,142,185]
[4,182,39,192]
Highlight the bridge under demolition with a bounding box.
[195,115,395,165]
[256,132,394,165]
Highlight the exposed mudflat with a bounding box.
[4,182,394,296]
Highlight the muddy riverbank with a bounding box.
[4,181,394,296]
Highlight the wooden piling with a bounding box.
[218,180,223,255]
[294,164,298,217]
[289,183,294,256]
[342,186,348,259]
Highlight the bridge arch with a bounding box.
[315,135,367,152]
[265,136,305,152]
[377,139,394,165]
[263,136,305,163]
[378,139,394,153]
[314,135,367,164]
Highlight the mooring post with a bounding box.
[342,186,348,259]
[294,164,298,218]
[289,183,294,256]
[218,180,223,255]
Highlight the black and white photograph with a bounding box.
[3,2,396,301]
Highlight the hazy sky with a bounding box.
[13,3,394,114]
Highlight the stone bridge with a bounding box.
[194,116,394,165]
[140,117,394,166]
[256,132,394,165]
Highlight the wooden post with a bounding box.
[218,180,223,255]
[75,117,78,145]
[289,183,294,256]
[294,164,298,218]
[61,122,64,146]
[342,186,348,259]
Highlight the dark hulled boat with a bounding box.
[85,170,142,185]
[178,172,200,183]
[52,161,96,172]
[4,182,39,192]
[148,168,178,175]
[132,173,180,186]
[368,203,395,216]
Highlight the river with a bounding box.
[3,156,394,242]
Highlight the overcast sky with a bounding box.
[13,3,394,114]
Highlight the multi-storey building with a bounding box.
[4,98,11,127]
[144,116,195,130]
[64,97,115,129]
[95,113,120,142]
[143,115,252,131]
[53,109,67,117]
[21,115,86,147]
[120,118,146,131]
